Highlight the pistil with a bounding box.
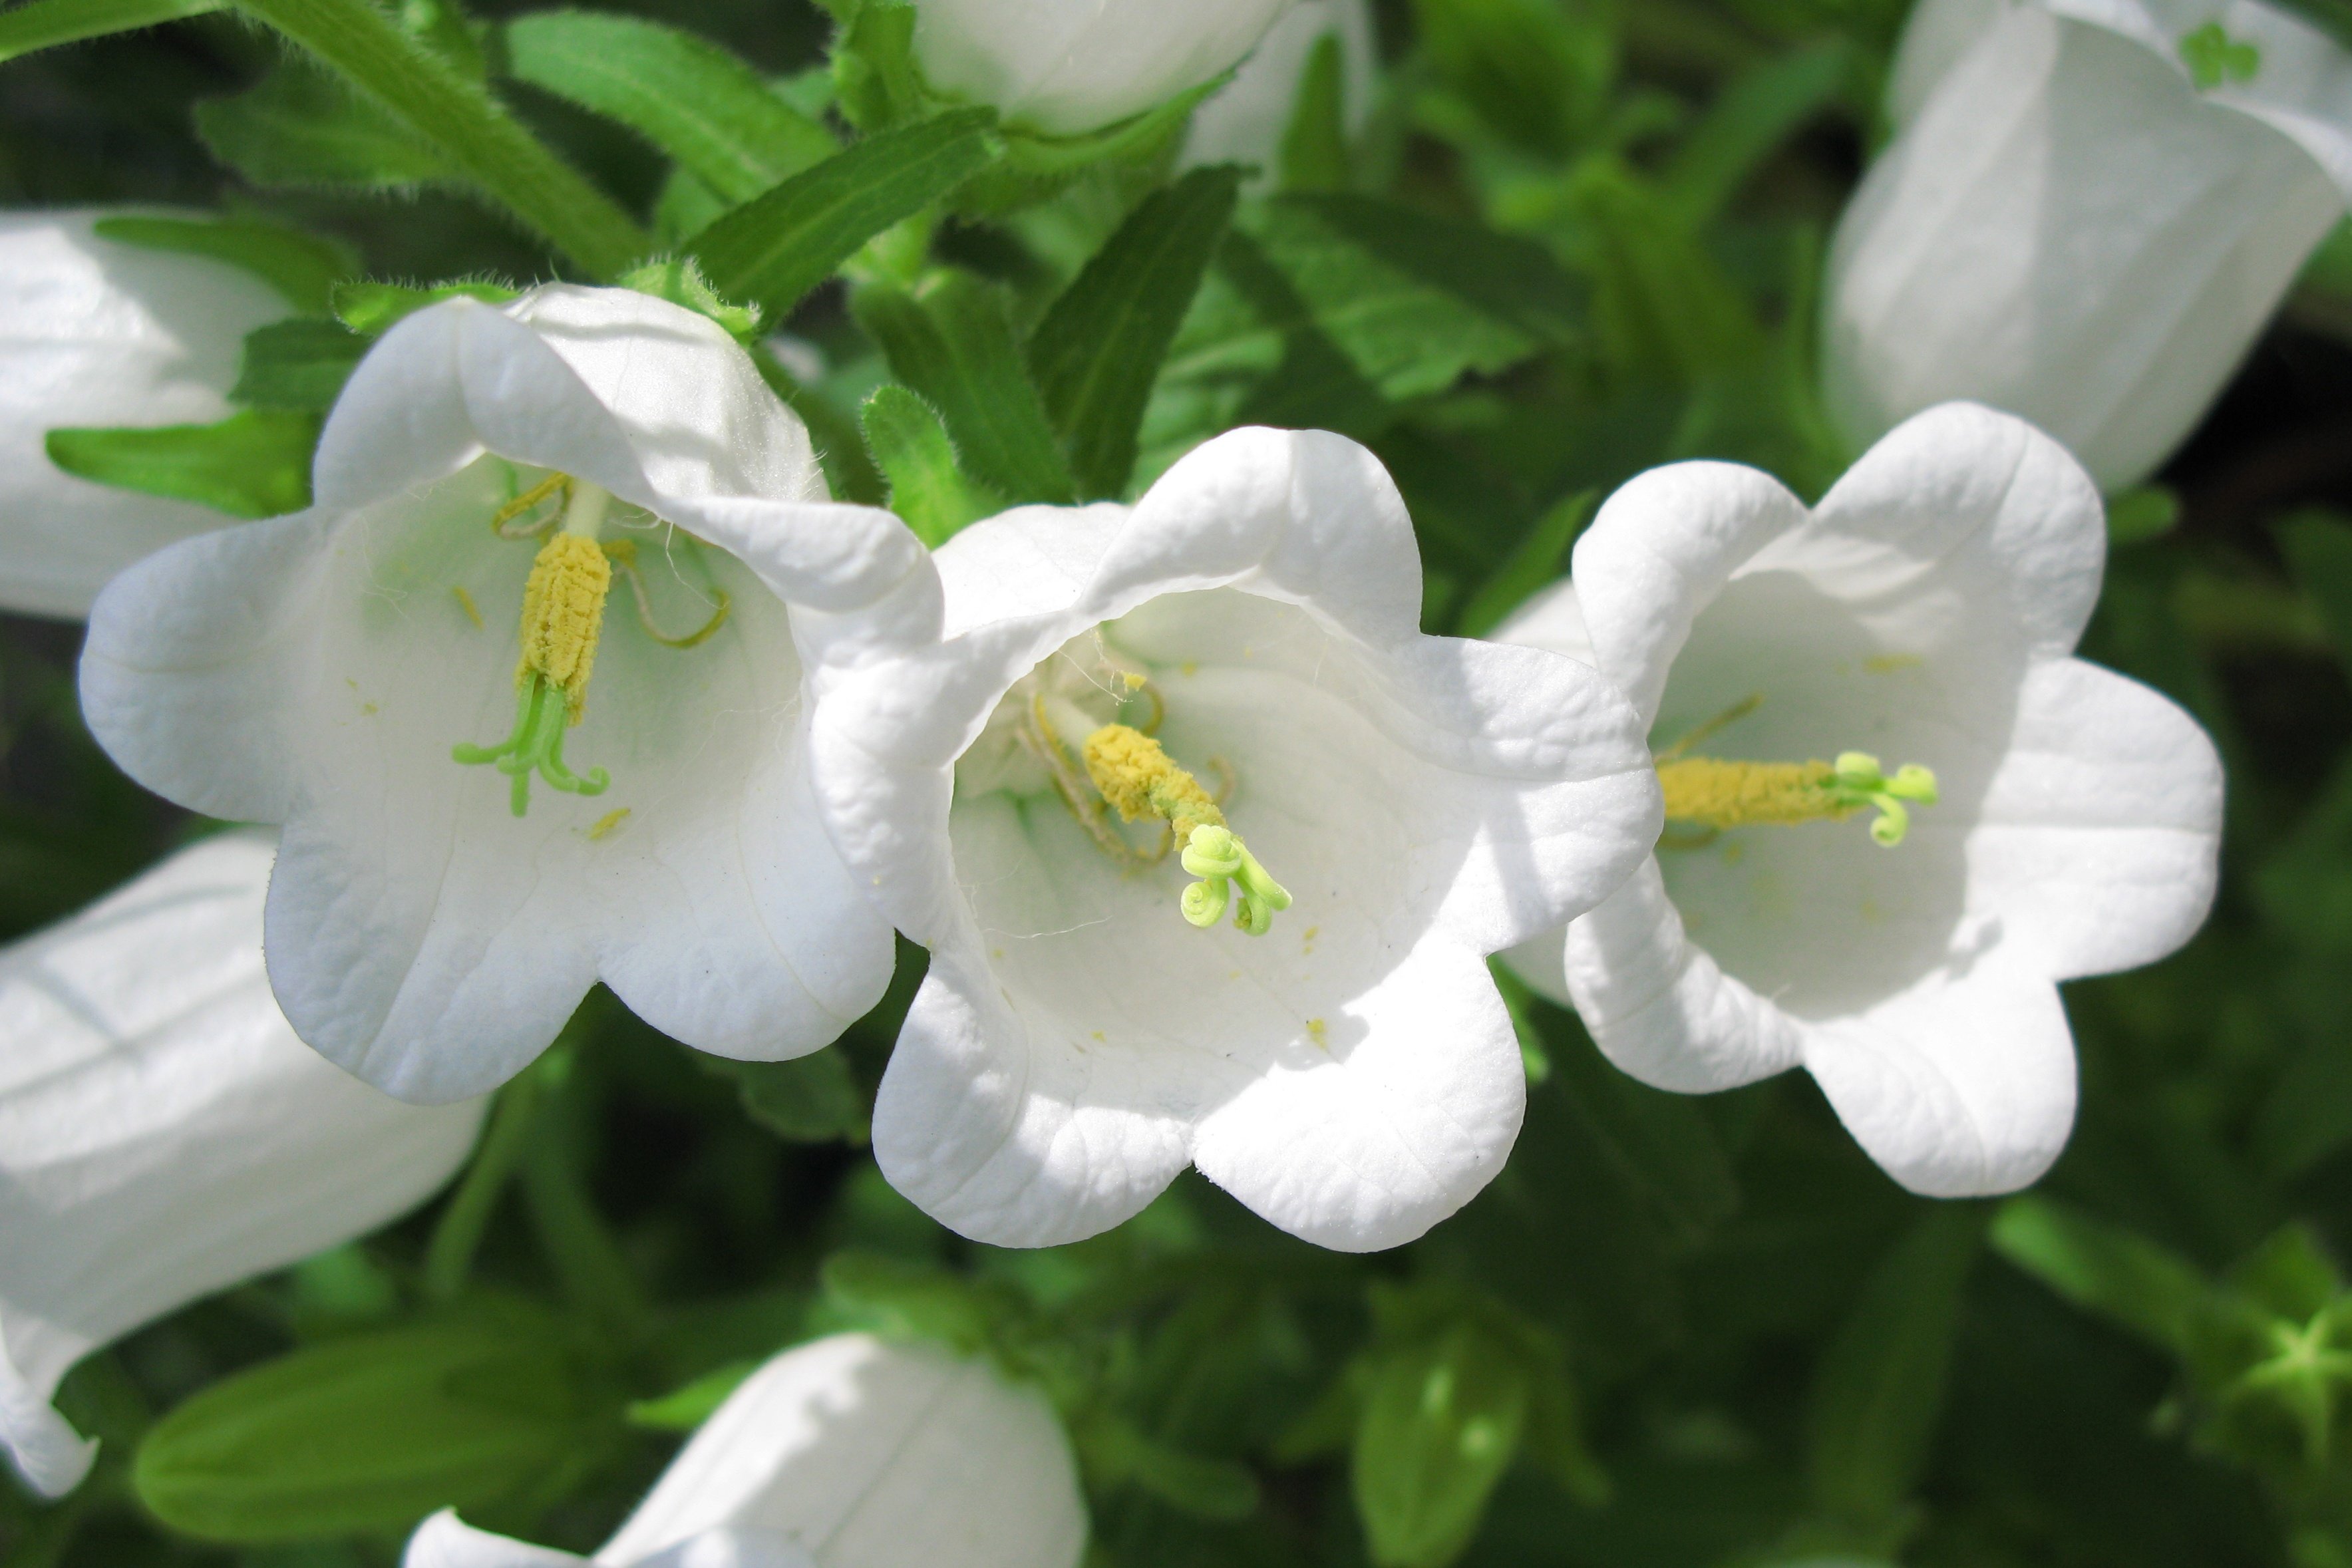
[1658,750,1938,847]
[1082,723,1292,935]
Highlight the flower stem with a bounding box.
[421,1052,558,1301]
[228,0,647,278]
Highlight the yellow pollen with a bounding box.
[452,585,484,629]
[1657,757,1856,830]
[516,532,612,723]
[1083,724,1226,844]
[587,807,631,841]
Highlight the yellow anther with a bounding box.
[1657,750,1939,848]
[491,473,570,537]
[1657,758,1854,830]
[516,532,611,723]
[1083,724,1227,844]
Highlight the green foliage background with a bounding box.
[7,0,2352,1564]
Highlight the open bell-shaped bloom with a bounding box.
[80,285,938,1104]
[909,0,1296,136]
[1,833,486,1498]
[405,1332,1087,1568]
[810,427,1659,1252]
[1180,0,1378,180]
[0,208,293,620]
[1498,402,2224,1197]
[1822,0,2352,490]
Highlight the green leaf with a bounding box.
[1083,1416,1263,1520]
[624,1360,758,1432]
[689,108,999,321]
[1657,40,1851,226]
[1990,1194,2209,1353]
[860,385,1005,546]
[133,1314,615,1543]
[854,273,1076,504]
[1806,1205,1983,1531]
[1279,32,1351,192]
[194,63,456,192]
[0,0,222,64]
[697,1048,870,1144]
[1538,996,1740,1247]
[229,319,369,411]
[503,10,838,206]
[46,410,318,520]
[819,1251,1009,1356]
[1151,194,1579,451]
[1568,160,1766,383]
[90,216,353,314]
[1353,1321,1532,1568]
[331,277,518,337]
[1409,0,1612,157]
[1455,489,1594,638]
[2277,510,2352,687]
[1028,166,1242,500]
[2107,484,2182,547]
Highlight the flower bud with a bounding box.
[0,209,293,619]
[909,0,1297,136]
[1821,0,2352,490]
[1181,0,1377,181]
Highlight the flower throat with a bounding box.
[453,473,730,817]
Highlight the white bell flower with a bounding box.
[810,427,1660,1252]
[405,1332,1087,1568]
[1497,403,2224,1197]
[909,0,1296,137]
[1822,0,2352,490]
[1181,0,1377,180]
[0,208,293,620]
[79,285,939,1104]
[1,832,486,1498]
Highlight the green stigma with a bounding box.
[2180,21,2261,88]
[1830,752,1940,847]
[1077,721,1293,936]
[452,673,611,817]
[1178,824,1295,935]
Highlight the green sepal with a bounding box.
[829,0,923,132]
[624,1360,759,1432]
[46,409,318,520]
[91,214,355,313]
[696,1048,870,1144]
[860,384,1005,547]
[229,318,369,411]
[332,277,520,337]
[618,256,762,343]
[1278,32,1350,193]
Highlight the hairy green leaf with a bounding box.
[689,108,998,320]
[0,0,222,64]
[504,10,837,205]
[861,385,1004,546]
[332,277,518,337]
[194,63,455,192]
[855,274,1075,504]
[1028,166,1242,500]
[46,410,317,520]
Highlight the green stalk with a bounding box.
[420,1063,549,1301]
[0,0,224,63]
[230,0,647,278]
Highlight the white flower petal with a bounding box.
[1801,957,2077,1197]
[0,209,291,620]
[1192,933,1526,1251]
[595,1334,1085,1568]
[1562,859,1806,1093]
[1182,0,1378,182]
[408,1510,589,1567]
[0,835,485,1494]
[1968,657,2224,979]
